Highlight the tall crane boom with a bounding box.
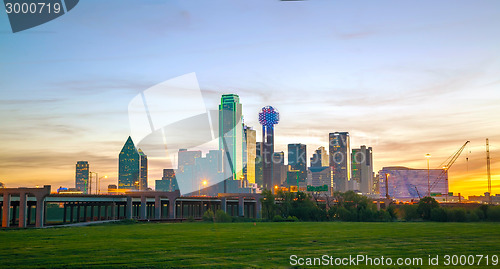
[430,141,470,192]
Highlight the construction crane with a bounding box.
[414,185,422,199]
[486,138,492,204]
[430,141,470,192]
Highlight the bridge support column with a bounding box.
[168,200,176,219]
[69,203,74,223]
[63,204,67,223]
[126,197,133,219]
[89,203,94,221]
[154,196,161,219]
[376,201,381,211]
[27,204,32,225]
[140,196,146,220]
[200,201,203,217]
[35,196,45,228]
[76,203,81,222]
[111,203,116,220]
[11,204,17,226]
[220,198,227,213]
[238,197,244,218]
[18,192,27,228]
[97,205,102,220]
[84,204,88,221]
[256,199,262,219]
[2,193,10,228]
[104,204,108,220]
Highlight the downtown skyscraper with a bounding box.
[329,132,350,192]
[288,143,307,183]
[243,125,256,184]
[75,161,89,194]
[352,145,374,194]
[138,149,148,190]
[118,136,147,190]
[310,146,329,168]
[155,169,179,192]
[219,94,243,181]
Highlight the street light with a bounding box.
[89,172,107,195]
[425,154,431,197]
[98,175,107,195]
[199,180,208,195]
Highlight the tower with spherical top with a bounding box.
[258,106,279,192]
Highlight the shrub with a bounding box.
[286,216,299,222]
[373,210,392,222]
[430,208,447,222]
[466,210,479,222]
[401,204,419,221]
[214,209,232,223]
[358,207,374,222]
[474,208,486,220]
[479,204,489,219]
[386,206,397,220]
[272,215,285,222]
[335,206,354,221]
[202,209,214,222]
[447,208,467,222]
[487,206,500,221]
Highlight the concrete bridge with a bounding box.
[0,186,262,228]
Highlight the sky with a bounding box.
[0,0,499,197]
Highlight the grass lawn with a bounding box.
[1,221,499,268]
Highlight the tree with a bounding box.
[260,189,276,220]
[417,197,439,220]
[276,190,294,218]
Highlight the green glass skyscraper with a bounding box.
[119,136,141,189]
[219,94,243,181]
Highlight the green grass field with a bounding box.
[1,221,499,268]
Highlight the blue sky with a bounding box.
[1,0,500,196]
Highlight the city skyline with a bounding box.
[1,1,499,198]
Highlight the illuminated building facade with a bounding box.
[243,125,256,184]
[378,166,448,200]
[118,136,140,189]
[310,146,328,168]
[351,145,373,194]
[329,132,350,192]
[219,94,243,181]
[75,161,89,194]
